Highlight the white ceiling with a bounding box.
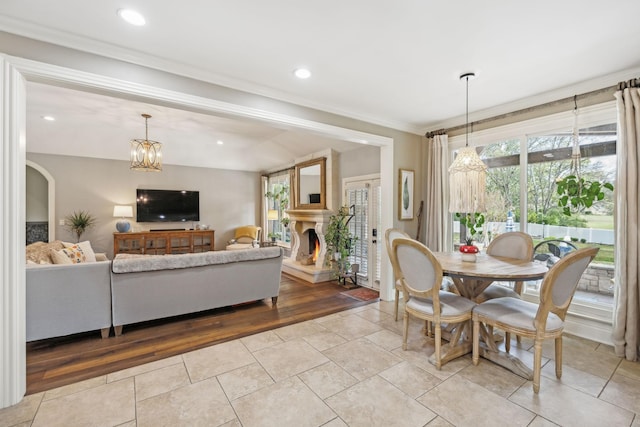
[25,82,364,172]
[2,1,640,171]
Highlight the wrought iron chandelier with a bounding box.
[448,72,487,213]
[130,113,162,172]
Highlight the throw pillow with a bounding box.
[26,240,65,264]
[62,241,96,262]
[50,248,74,265]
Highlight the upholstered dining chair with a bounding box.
[472,246,599,393]
[478,231,534,301]
[384,228,411,321]
[477,231,534,347]
[393,237,476,369]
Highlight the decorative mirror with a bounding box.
[294,157,326,209]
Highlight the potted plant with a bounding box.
[325,205,358,279]
[266,184,289,216]
[267,232,279,242]
[555,175,614,216]
[64,210,96,242]
[455,212,484,262]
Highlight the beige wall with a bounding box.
[27,145,386,256]
[339,144,381,180]
[27,153,261,257]
[26,166,47,222]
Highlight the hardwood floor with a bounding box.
[25,273,377,395]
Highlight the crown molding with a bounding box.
[0,19,420,135]
[421,66,640,135]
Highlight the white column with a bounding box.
[0,57,27,408]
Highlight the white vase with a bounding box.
[461,253,477,262]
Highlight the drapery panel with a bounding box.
[423,134,452,252]
[612,84,640,361]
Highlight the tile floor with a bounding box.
[2,301,639,427]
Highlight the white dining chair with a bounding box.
[472,247,598,393]
[477,231,534,347]
[384,228,411,321]
[393,238,476,369]
[479,231,534,300]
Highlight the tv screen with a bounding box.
[136,189,200,222]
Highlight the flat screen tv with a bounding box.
[136,189,200,222]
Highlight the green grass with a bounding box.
[583,214,614,230]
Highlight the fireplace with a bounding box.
[281,209,334,283]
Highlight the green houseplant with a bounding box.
[267,231,280,242]
[65,210,96,242]
[266,184,289,216]
[555,175,614,216]
[325,205,357,278]
[454,212,485,243]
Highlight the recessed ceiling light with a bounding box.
[118,9,146,26]
[42,115,55,121]
[294,68,311,79]
[217,140,224,145]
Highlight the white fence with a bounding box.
[455,221,614,245]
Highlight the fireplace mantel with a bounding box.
[283,209,335,282]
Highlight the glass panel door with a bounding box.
[345,178,381,289]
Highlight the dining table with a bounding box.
[429,251,549,378]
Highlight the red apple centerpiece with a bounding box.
[460,238,479,262]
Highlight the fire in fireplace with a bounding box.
[308,229,320,262]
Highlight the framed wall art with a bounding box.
[399,169,414,220]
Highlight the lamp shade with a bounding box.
[113,205,133,233]
[267,209,279,221]
[448,147,487,213]
[113,205,133,218]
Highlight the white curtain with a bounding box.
[422,134,452,252]
[261,175,268,237]
[612,81,640,361]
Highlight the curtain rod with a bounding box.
[618,77,640,90]
[425,80,636,138]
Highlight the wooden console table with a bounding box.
[114,230,215,255]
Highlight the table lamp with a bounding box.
[113,205,134,232]
[267,209,279,221]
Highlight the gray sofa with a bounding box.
[110,247,283,335]
[26,256,112,341]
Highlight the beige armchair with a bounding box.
[226,225,261,250]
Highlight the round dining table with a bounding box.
[433,251,549,301]
[428,251,549,378]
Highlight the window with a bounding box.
[450,103,616,310]
[266,171,291,243]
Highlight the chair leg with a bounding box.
[555,336,563,379]
[394,288,400,321]
[402,312,409,351]
[505,332,511,352]
[426,320,432,337]
[533,339,543,393]
[434,320,442,370]
[472,319,480,366]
